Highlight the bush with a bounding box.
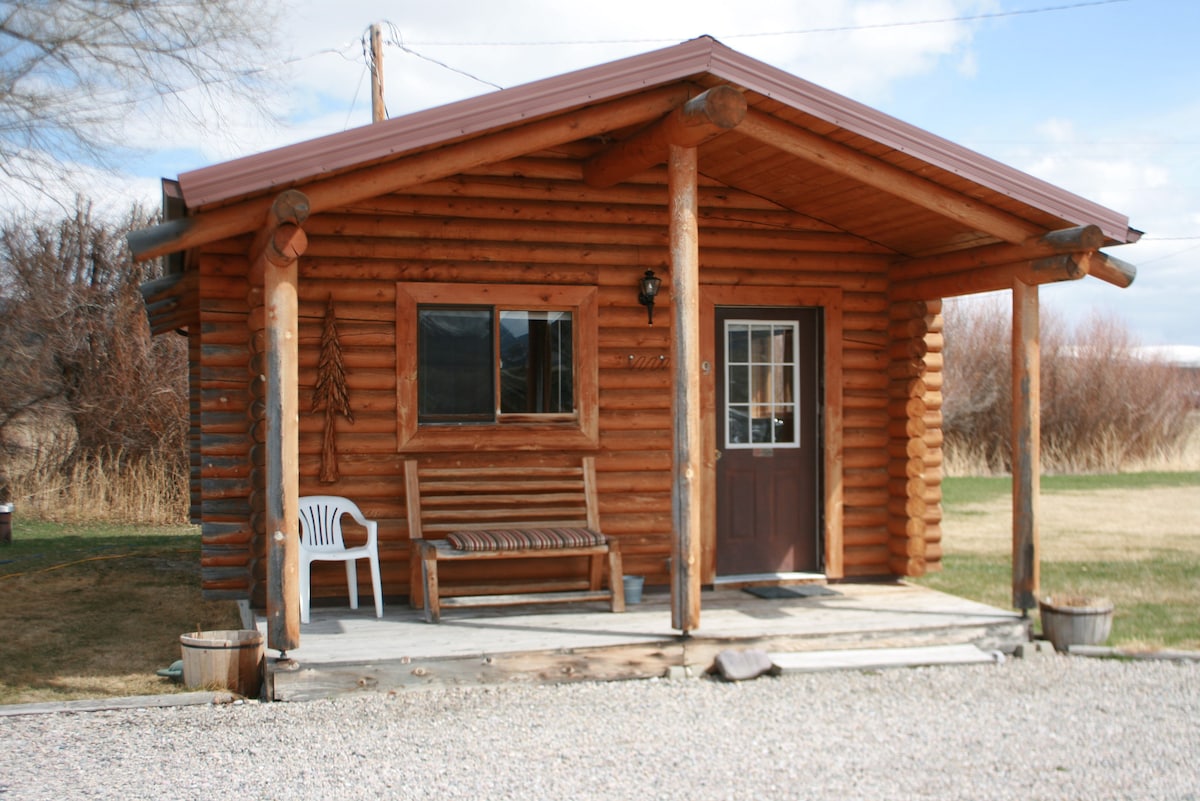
[0,200,188,521]
[942,296,1196,474]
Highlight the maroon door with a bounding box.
[715,307,821,575]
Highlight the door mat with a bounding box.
[743,585,840,600]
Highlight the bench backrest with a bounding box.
[404,457,600,542]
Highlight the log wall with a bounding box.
[193,153,942,601]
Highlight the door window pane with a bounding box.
[724,320,801,448]
[499,311,574,414]
[418,308,493,421]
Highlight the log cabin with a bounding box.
[130,37,1140,653]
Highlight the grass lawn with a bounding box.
[1,471,1195,705]
[915,471,1200,651]
[0,521,241,705]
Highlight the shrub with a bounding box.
[0,200,188,520]
[942,297,1196,474]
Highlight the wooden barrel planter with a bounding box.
[1038,595,1114,653]
[179,629,264,697]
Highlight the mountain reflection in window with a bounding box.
[418,308,493,421]
[418,307,574,423]
[500,311,573,414]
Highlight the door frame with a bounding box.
[699,285,844,584]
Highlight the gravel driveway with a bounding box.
[1,656,1196,800]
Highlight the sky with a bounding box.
[9,0,1199,353]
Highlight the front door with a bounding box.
[715,307,821,575]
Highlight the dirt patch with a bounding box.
[944,486,1200,561]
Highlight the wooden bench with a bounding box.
[404,457,625,623]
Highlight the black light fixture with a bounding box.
[637,269,663,325]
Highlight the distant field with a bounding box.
[916,471,1200,651]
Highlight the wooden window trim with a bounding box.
[396,282,599,453]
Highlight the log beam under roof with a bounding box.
[583,85,746,188]
[891,252,1093,301]
[891,225,1137,290]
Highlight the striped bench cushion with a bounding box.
[447,527,606,552]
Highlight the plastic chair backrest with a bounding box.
[298,496,355,553]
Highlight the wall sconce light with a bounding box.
[638,269,663,325]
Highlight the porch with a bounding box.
[264,581,1029,701]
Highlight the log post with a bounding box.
[669,143,702,634]
[1012,279,1040,612]
[256,191,311,655]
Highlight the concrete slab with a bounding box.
[769,643,998,673]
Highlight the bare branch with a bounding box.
[0,0,280,192]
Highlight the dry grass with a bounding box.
[6,448,189,524]
[943,485,1200,562]
[920,472,1200,651]
[0,522,241,705]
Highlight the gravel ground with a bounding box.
[1,656,1197,800]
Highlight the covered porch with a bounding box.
[263,581,1027,701]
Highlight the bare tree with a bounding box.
[0,199,188,501]
[0,0,279,194]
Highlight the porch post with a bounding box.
[668,143,702,633]
[254,191,310,654]
[1012,279,1040,612]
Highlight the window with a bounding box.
[397,283,598,451]
[417,308,574,422]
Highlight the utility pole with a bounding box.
[369,23,385,123]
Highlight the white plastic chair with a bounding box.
[298,496,383,624]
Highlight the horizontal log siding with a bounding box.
[922,306,945,570]
[201,155,904,603]
[197,252,256,600]
[189,327,202,523]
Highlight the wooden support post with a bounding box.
[1012,279,1040,612]
[669,143,702,633]
[257,192,310,655]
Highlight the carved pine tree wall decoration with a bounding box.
[312,295,353,483]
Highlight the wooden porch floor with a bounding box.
[265,581,1029,701]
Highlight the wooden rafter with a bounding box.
[737,107,1041,245]
[583,85,747,188]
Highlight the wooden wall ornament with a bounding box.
[312,294,354,483]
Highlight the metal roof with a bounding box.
[176,36,1136,246]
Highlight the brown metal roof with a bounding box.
[176,36,1136,246]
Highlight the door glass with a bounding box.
[724,320,800,449]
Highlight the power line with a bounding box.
[402,0,1129,47]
